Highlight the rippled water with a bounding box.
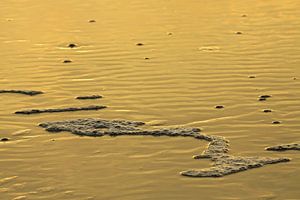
[1,0,300,199]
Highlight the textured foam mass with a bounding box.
[15,105,106,114]
[0,90,43,96]
[266,143,300,151]
[39,118,290,177]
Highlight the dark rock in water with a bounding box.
[1,138,9,142]
[215,105,224,109]
[259,97,267,101]
[15,105,106,115]
[263,109,272,113]
[89,20,96,23]
[76,95,102,100]
[39,118,290,177]
[260,95,271,99]
[68,43,77,48]
[63,60,72,63]
[236,32,243,35]
[272,121,281,124]
[136,43,144,46]
[0,90,43,96]
[266,143,300,151]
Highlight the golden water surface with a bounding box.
[1,0,300,199]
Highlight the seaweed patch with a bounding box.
[39,118,290,177]
[266,143,300,151]
[15,105,106,115]
[0,90,43,96]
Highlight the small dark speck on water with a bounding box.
[144,57,150,60]
[136,43,144,46]
[167,32,173,35]
[63,60,72,63]
[272,121,281,124]
[1,138,9,142]
[248,75,256,78]
[236,32,243,35]
[293,77,297,80]
[68,43,77,48]
[263,109,272,113]
[241,14,247,17]
[215,105,224,109]
[89,20,96,23]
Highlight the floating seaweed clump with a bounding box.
[76,95,102,100]
[39,118,290,177]
[266,143,300,151]
[15,105,106,114]
[0,90,43,96]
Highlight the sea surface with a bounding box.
[0,0,300,199]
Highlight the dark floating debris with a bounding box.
[136,43,144,46]
[0,90,43,96]
[259,95,271,101]
[248,75,256,78]
[68,43,77,48]
[39,118,290,177]
[144,57,150,60]
[260,95,271,99]
[241,14,247,17]
[167,32,173,35]
[272,121,281,124]
[89,20,96,23]
[263,109,272,113]
[0,138,9,142]
[236,31,243,35]
[76,95,102,100]
[15,105,106,115]
[266,143,300,151]
[63,60,72,63]
[215,105,224,109]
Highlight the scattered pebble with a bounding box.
[215,105,224,109]
[15,105,106,115]
[68,43,77,48]
[76,95,102,100]
[63,60,72,63]
[0,90,43,96]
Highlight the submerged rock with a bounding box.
[15,105,106,115]
[76,95,102,100]
[39,118,290,177]
[266,143,300,151]
[0,90,43,96]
